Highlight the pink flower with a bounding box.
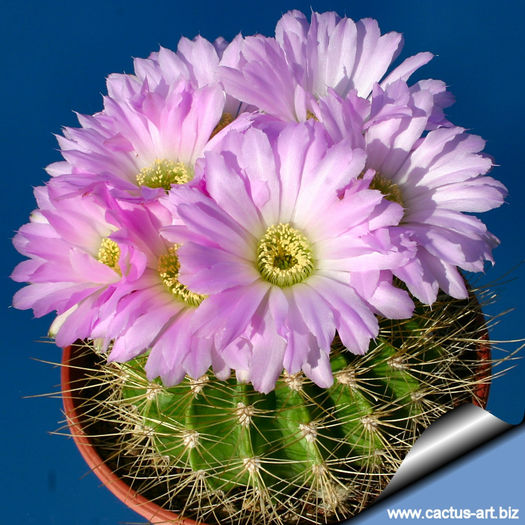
[219,10,435,122]
[10,182,133,346]
[46,35,254,203]
[163,122,414,392]
[371,125,506,303]
[129,36,246,116]
[47,76,226,201]
[371,91,504,301]
[303,78,506,303]
[11,179,226,384]
[89,202,227,386]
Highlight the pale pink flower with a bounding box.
[163,122,414,392]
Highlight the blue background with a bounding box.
[1,1,524,523]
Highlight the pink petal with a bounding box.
[309,274,378,354]
[380,52,434,88]
[249,322,287,393]
[177,242,259,294]
[194,282,269,349]
[302,350,334,388]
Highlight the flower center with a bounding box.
[97,238,121,274]
[136,159,193,191]
[158,245,206,307]
[369,174,405,208]
[256,223,315,287]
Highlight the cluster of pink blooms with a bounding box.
[12,11,506,393]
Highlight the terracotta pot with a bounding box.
[472,328,491,408]
[61,345,188,524]
[61,319,491,524]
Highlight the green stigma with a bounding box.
[97,238,121,275]
[136,159,193,191]
[370,174,405,208]
[256,223,315,287]
[158,246,206,307]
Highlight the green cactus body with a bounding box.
[70,294,489,524]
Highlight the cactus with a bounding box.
[65,289,493,525]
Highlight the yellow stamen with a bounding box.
[306,110,318,121]
[97,238,121,275]
[369,174,405,208]
[158,245,206,307]
[256,223,315,287]
[210,112,234,138]
[136,159,193,191]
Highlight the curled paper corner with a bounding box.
[377,404,514,502]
